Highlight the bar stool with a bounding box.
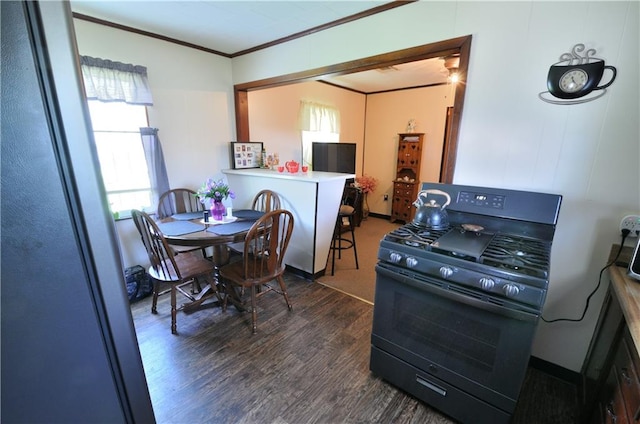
[330,186,362,275]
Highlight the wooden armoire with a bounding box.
[391,133,424,223]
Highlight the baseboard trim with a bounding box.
[368,212,390,220]
[284,265,316,281]
[529,356,582,385]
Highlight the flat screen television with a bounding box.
[312,142,356,174]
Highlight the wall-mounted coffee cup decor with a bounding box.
[539,43,617,105]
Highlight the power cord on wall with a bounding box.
[541,229,630,323]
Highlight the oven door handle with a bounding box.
[376,264,539,323]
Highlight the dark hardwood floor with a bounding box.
[131,273,579,423]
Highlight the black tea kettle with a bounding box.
[412,189,451,230]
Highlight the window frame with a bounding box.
[87,100,153,219]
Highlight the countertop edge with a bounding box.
[223,168,355,182]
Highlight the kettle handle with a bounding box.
[416,189,451,209]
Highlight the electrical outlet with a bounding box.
[620,215,640,237]
[384,194,389,201]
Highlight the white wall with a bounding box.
[365,85,455,214]
[249,82,454,216]
[232,1,640,372]
[73,19,235,268]
[247,81,366,172]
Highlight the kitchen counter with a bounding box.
[223,168,354,277]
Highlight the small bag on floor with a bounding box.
[125,265,153,303]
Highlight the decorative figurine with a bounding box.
[407,119,416,132]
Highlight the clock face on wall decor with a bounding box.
[539,43,617,105]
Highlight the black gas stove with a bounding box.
[371,183,562,424]
[378,183,561,311]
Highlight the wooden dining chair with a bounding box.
[157,188,208,256]
[228,189,282,256]
[131,209,221,334]
[218,209,294,334]
[157,188,203,219]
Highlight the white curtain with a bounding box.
[298,100,340,133]
[80,56,153,105]
[140,127,170,210]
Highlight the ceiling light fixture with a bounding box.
[449,68,459,83]
[443,55,460,84]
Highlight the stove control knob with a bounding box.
[479,277,495,291]
[504,284,520,297]
[406,257,418,268]
[389,252,402,264]
[439,266,454,279]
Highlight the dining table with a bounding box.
[156,208,265,310]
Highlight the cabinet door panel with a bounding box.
[582,289,625,418]
[392,196,414,222]
[604,366,630,424]
[619,331,640,421]
[397,142,422,168]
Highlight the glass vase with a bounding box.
[210,199,225,221]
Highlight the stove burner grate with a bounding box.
[384,224,552,279]
[481,234,550,278]
[385,223,450,249]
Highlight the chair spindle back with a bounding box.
[157,188,203,219]
[131,209,181,282]
[242,209,293,282]
[252,190,281,213]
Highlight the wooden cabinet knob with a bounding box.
[621,367,632,384]
[606,402,617,420]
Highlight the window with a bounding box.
[298,101,340,168]
[80,55,158,218]
[87,100,152,216]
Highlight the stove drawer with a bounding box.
[370,346,511,424]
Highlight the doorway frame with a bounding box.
[234,34,472,183]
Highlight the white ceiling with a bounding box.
[69,1,454,93]
[318,59,453,93]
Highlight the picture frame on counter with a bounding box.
[230,141,263,169]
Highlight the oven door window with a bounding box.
[372,264,538,405]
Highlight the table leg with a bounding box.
[182,245,231,311]
[211,245,229,266]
